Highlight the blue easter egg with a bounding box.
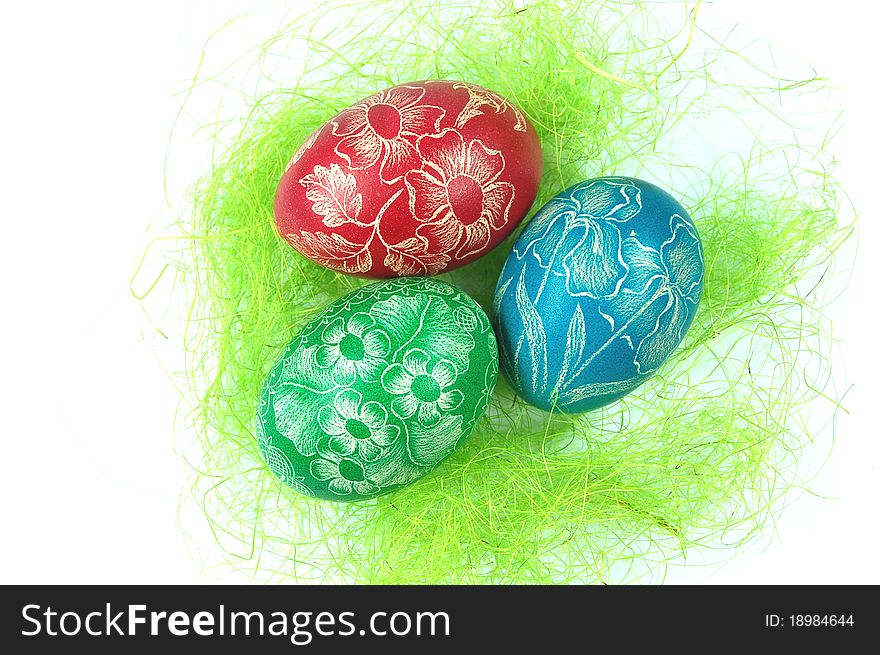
[493,176,704,413]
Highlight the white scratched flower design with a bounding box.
[318,389,399,462]
[515,178,642,298]
[452,81,527,132]
[331,85,445,184]
[315,313,390,384]
[406,128,515,260]
[604,214,703,373]
[310,449,380,497]
[381,348,463,426]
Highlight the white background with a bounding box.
[1,0,877,584]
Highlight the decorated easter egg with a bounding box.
[274,80,542,278]
[257,277,498,500]
[493,177,704,413]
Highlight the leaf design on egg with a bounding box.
[452,81,528,132]
[286,230,372,274]
[514,268,547,394]
[299,163,364,228]
[555,303,586,396]
[405,414,463,467]
[558,376,648,406]
[370,293,475,374]
[273,383,334,457]
[384,236,451,276]
[492,274,513,318]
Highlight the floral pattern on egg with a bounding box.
[493,177,704,414]
[274,81,542,278]
[258,277,498,501]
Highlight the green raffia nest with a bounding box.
[151,0,851,583]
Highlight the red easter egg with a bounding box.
[274,80,543,278]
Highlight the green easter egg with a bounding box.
[257,277,498,501]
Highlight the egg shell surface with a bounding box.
[274,80,542,278]
[258,277,498,501]
[493,177,704,413]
